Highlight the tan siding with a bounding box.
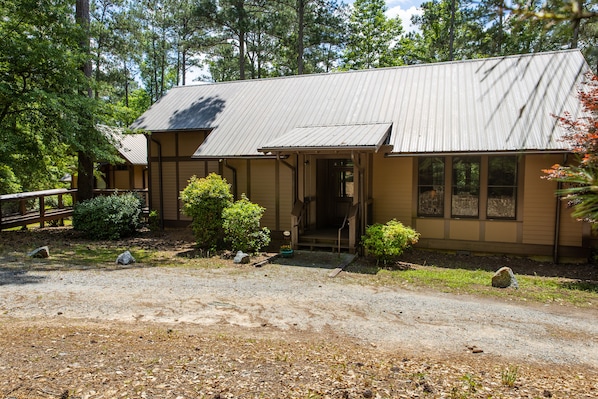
[249,160,276,229]
[178,132,204,157]
[150,163,161,212]
[522,155,559,245]
[155,133,176,157]
[162,162,178,220]
[178,161,207,221]
[372,154,412,225]
[207,161,219,175]
[559,206,583,246]
[449,220,480,241]
[113,170,129,189]
[133,166,146,189]
[415,219,445,239]
[485,221,518,243]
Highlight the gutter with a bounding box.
[222,159,238,199]
[553,153,568,264]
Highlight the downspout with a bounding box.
[150,136,164,228]
[553,154,568,264]
[223,159,238,200]
[278,153,296,204]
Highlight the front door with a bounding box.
[316,159,354,229]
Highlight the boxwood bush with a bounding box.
[73,193,143,239]
[180,173,233,250]
[222,194,270,253]
[362,219,420,265]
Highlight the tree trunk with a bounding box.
[448,0,456,61]
[76,0,94,202]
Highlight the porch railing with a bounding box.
[0,188,149,231]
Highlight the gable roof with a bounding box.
[131,50,591,158]
[99,125,147,165]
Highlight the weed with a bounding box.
[501,365,518,387]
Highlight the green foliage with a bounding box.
[544,74,598,224]
[0,165,22,194]
[501,365,518,388]
[148,210,161,232]
[73,193,143,239]
[343,0,405,69]
[222,194,271,253]
[180,173,233,250]
[362,219,420,264]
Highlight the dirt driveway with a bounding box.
[1,252,596,367]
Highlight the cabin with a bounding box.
[132,50,593,261]
[97,125,148,191]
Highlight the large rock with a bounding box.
[233,251,250,264]
[27,246,50,258]
[116,250,136,265]
[492,267,518,289]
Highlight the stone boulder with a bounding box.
[27,246,50,258]
[492,266,518,289]
[233,251,250,264]
[116,250,136,265]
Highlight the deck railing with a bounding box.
[0,188,149,231]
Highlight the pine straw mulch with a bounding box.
[0,319,596,399]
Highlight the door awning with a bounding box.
[258,123,392,153]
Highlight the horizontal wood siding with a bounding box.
[249,160,276,229]
[522,155,559,245]
[415,219,445,239]
[150,163,160,212]
[372,154,412,226]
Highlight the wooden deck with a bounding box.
[1,188,149,231]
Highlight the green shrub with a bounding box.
[362,219,420,265]
[73,193,143,239]
[222,194,271,253]
[180,173,233,250]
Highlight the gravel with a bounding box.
[1,258,597,367]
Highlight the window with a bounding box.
[418,157,445,216]
[333,160,354,198]
[487,156,517,219]
[452,157,480,217]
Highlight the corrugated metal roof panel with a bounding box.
[259,123,391,152]
[130,50,590,157]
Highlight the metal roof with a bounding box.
[130,50,591,158]
[259,123,391,152]
[99,125,148,165]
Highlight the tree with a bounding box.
[544,73,598,224]
[343,0,404,69]
[0,0,117,193]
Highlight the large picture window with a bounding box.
[418,157,445,216]
[487,156,517,219]
[452,157,480,217]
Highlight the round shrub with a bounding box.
[222,194,271,253]
[180,173,233,250]
[362,219,420,265]
[73,193,143,239]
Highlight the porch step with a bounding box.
[297,238,350,252]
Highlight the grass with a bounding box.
[345,262,598,308]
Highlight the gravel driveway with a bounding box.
[1,257,596,368]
